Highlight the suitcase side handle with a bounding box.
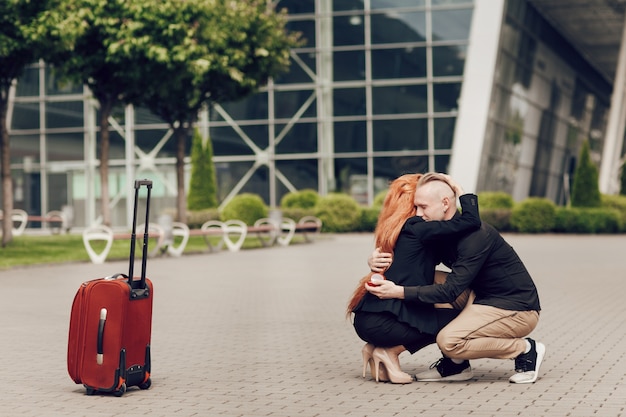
[97,308,107,365]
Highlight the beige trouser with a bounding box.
[436,303,540,360]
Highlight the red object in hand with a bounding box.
[367,273,385,286]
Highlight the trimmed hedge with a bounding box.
[280,189,319,209]
[314,193,362,232]
[480,208,513,232]
[477,191,515,209]
[220,193,268,225]
[186,208,221,229]
[601,194,626,232]
[280,207,317,222]
[359,206,380,232]
[373,190,387,207]
[510,198,556,233]
[554,207,622,233]
[167,188,626,234]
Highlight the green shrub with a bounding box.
[554,208,586,233]
[601,194,626,231]
[587,209,622,233]
[359,206,380,232]
[480,208,513,232]
[477,191,515,209]
[373,190,387,207]
[314,193,361,232]
[571,140,601,207]
[280,189,319,209]
[510,198,556,233]
[280,207,316,222]
[220,193,268,225]
[186,208,221,229]
[555,207,622,233]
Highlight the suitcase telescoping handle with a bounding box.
[128,179,152,299]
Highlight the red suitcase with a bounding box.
[68,180,154,396]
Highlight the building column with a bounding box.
[84,94,97,226]
[448,0,505,191]
[316,0,334,195]
[599,13,626,194]
[124,104,135,229]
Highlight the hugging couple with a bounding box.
[347,172,544,384]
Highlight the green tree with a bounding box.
[571,140,601,207]
[42,0,153,226]
[111,0,301,222]
[0,0,59,246]
[187,127,218,211]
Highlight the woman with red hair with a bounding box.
[347,173,480,383]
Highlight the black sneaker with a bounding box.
[415,357,473,381]
[509,338,546,384]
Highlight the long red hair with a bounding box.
[346,173,422,317]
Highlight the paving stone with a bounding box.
[0,233,625,416]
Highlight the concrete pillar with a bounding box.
[125,104,135,229]
[316,0,334,195]
[448,0,505,192]
[599,13,626,194]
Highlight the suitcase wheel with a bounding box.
[113,383,127,397]
[85,387,96,396]
[139,378,152,390]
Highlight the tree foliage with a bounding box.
[41,0,157,226]
[0,0,60,246]
[108,0,301,221]
[571,140,601,208]
[187,127,218,211]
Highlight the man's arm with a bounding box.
[407,193,480,241]
[367,226,492,304]
[405,227,492,303]
[367,194,479,271]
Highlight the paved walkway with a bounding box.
[1,233,625,417]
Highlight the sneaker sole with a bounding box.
[510,342,546,384]
[417,369,474,382]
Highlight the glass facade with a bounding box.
[269,0,473,205]
[7,0,474,227]
[8,0,613,228]
[478,0,613,204]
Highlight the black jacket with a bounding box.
[405,221,541,312]
[353,194,481,335]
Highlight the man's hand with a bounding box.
[365,279,405,300]
[368,247,393,272]
[440,173,465,196]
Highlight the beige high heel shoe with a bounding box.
[372,347,413,384]
[361,343,389,381]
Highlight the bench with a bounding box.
[82,224,166,264]
[162,216,322,256]
[0,209,69,236]
[82,216,323,263]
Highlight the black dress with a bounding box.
[352,194,480,352]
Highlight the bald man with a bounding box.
[367,173,544,384]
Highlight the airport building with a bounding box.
[5,0,626,228]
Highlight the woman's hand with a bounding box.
[365,279,405,300]
[368,247,393,272]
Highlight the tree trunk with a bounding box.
[0,88,14,247]
[174,126,189,223]
[99,99,113,226]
